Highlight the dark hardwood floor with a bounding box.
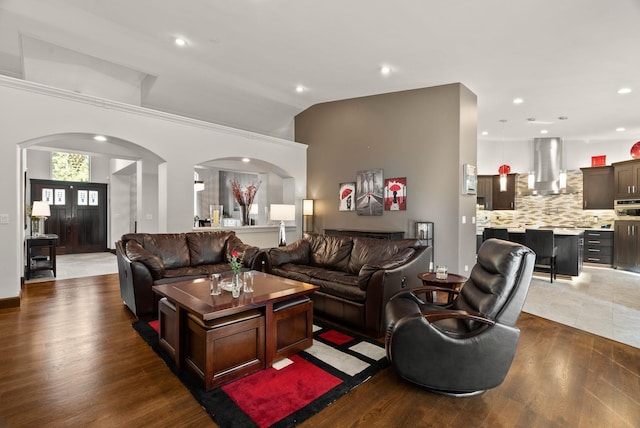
[1,275,639,427]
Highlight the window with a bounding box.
[51,152,90,182]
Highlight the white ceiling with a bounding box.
[1,0,639,147]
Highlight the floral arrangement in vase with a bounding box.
[230,179,261,225]
[228,249,244,275]
[227,249,244,297]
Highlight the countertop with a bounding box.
[477,226,613,236]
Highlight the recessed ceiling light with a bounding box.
[174,37,187,46]
[380,65,392,75]
[94,135,107,142]
[295,85,305,93]
[618,87,632,94]
[242,158,250,163]
[513,98,524,104]
[616,127,626,132]
[481,131,488,136]
[540,129,548,134]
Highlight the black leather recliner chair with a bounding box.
[384,238,535,396]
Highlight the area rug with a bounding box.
[132,318,388,428]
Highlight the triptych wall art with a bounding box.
[339,169,406,215]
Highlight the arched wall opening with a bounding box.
[0,76,307,303]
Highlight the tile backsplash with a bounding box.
[477,170,616,229]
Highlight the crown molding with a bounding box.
[0,75,305,150]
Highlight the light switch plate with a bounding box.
[0,214,8,224]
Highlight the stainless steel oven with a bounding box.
[614,199,640,219]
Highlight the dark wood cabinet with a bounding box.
[476,175,493,210]
[583,229,613,265]
[614,220,640,272]
[492,174,516,210]
[613,159,640,199]
[324,229,404,240]
[25,235,58,280]
[581,166,614,209]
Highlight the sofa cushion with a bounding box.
[269,240,311,267]
[347,237,417,274]
[142,233,191,269]
[305,233,353,272]
[357,247,416,289]
[312,278,365,302]
[186,231,233,266]
[271,264,317,283]
[125,240,165,280]
[162,266,207,278]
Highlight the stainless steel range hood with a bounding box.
[525,137,574,196]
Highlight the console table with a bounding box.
[324,229,404,240]
[25,234,58,280]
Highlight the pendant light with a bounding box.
[498,119,510,192]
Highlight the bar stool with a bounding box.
[525,229,557,283]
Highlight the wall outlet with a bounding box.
[464,265,469,272]
[472,216,476,224]
[461,215,466,224]
[0,214,8,224]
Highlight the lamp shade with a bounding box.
[498,164,511,175]
[31,201,51,218]
[270,204,296,221]
[302,199,314,216]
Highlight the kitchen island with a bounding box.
[479,227,585,277]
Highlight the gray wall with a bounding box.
[295,83,478,274]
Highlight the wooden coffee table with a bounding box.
[153,271,319,390]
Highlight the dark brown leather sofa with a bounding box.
[115,231,261,318]
[265,233,432,337]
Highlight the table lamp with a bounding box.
[302,199,314,233]
[31,201,51,236]
[270,204,296,246]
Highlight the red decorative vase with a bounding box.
[631,141,640,159]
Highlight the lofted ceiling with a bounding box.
[1,0,639,147]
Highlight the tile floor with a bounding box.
[26,252,640,349]
[523,265,640,349]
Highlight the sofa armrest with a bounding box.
[225,234,261,269]
[267,239,311,268]
[364,245,433,336]
[124,240,166,279]
[357,247,416,290]
[116,240,158,318]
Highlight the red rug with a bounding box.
[134,318,388,428]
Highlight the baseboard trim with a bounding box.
[0,296,20,310]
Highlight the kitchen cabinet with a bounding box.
[476,175,493,210]
[581,166,614,209]
[614,220,640,272]
[492,174,516,210]
[583,229,613,265]
[613,159,640,199]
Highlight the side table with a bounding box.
[25,234,58,280]
[417,272,468,304]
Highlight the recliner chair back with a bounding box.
[453,238,535,327]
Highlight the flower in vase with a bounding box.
[230,179,261,208]
[227,249,244,275]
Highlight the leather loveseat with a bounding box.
[265,233,432,337]
[116,231,261,318]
